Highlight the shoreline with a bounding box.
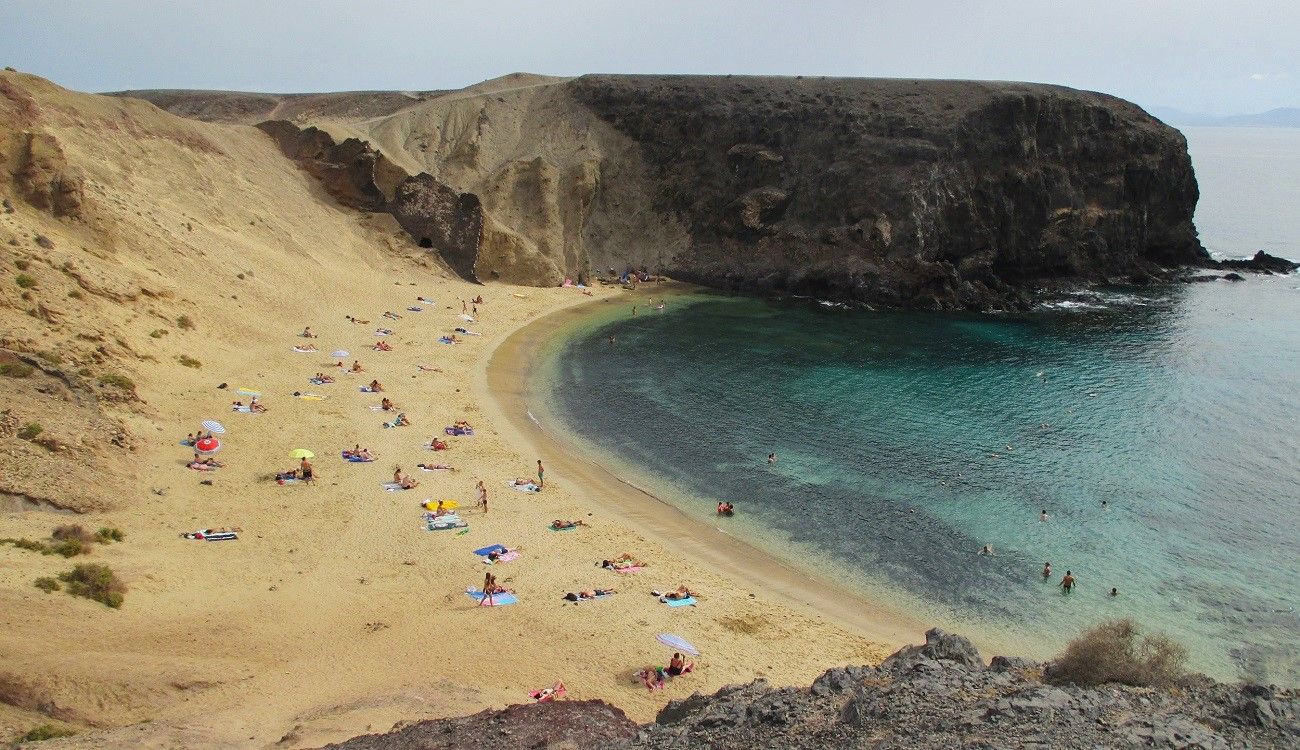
[478,288,933,656]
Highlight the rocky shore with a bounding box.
[322,630,1297,750]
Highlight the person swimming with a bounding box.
[980,544,995,556]
[1109,587,1118,597]
[767,452,777,463]
[1043,562,1052,578]
[1061,570,1076,592]
[1040,509,1049,522]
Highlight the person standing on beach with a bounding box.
[482,571,497,606]
[300,456,314,485]
[476,480,488,514]
[1061,570,1076,593]
[537,459,545,488]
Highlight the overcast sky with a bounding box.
[3,0,1296,115]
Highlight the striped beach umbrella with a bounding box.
[655,633,699,655]
[331,350,349,358]
[200,420,225,434]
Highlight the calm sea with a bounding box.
[537,126,1300,683]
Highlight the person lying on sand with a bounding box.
[301,327,317,338]
[314,372,335,383]
[190,457,224,468]
[373,341,393,351]
[343,445,375,461]
[563,588,615,601]
[383,311,402,320]
[454,419,472,430]
[375,328,394,336]
[380,397,395,411]
[666,653,695,677]
[393,466,419,489]
[485,546,520,562]
[653,585,694,601]
[180,527,243,539]
[431,438,449,451]
[417,462,455,471]
[551,519,588,530]
[445,333,460,343]
[602,554,646,570]
[416,364,442,372]
[637,666,666,691]
[346,315,370,325]
[369,379,384,392]
[295,343,318,352]
[454,327,482,336]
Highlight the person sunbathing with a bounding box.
[445,333,460,343]
[249,397,267,413]
[375,327,394,336]
[417,462,454,471]
[391,413,411,427]
[190,457,223,468]
[301,327,317,338]
[551,519,588,530]
[351,360,364,373]
[416,364,442,372]
[431,438,449,451]
[512,477,537,486]
[346,315,370,324]
[314,372,335,383]
[369,379,384,392]
[454,419,472,429]
[295,343,318,352]
[380,397,394,411]
[637,666,666,690]
[660,585,694,601]
[393,466,419,489]
[373,341,393,351]
[666,653,695,677]
[183,433,196,446]
[383,311,402,320]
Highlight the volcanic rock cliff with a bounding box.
[121,74,1209,310]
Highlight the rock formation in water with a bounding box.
[321,629,1297,750]
[121,74,1217,310]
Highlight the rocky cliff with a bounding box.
[120,74,1211,310]
[322,629,1297,750]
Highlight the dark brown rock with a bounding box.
[256,120,407,210]
[388,174,484,282]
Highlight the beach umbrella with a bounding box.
[656,633,699,656]
[331,350,349,358]
[290,448,315,459]
[200,420,226,434]
[194,437,221,454]
[237,387,261,397]
[423,499,459,511]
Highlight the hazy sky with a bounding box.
[3,1,1296,115]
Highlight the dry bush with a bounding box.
[59,564,126,608]
[52,524,95,544]
[1048,619,1188,688]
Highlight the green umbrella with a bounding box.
[290,448,315,459]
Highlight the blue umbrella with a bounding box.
[656,633,699,655]
[200,420,225,434]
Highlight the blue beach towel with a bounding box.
[465,588,517,606]
[548,524,578,532]
[664,596,697,608]
[341,452,372,463]
[473,544,507,556]
[359,386,375,393]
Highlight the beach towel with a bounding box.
[230,405,252,413]
[417,464,453,472]
[474,544,507,556]
[663,596,697,607]
[237,388,261,397]
[611,565,644,574]
[459,314,476,322]
[438,337,458,345]
[407,306,423,312]
[309,378,330,385]
[484,550,519,564]
[294,393,326,400]
[465,588,517,606]
[179,439,196,447]
[359,386,375,393]
[292,346,316,353]
[427,518,468,531]
[381,482,406,491]
[182,530,238,541]
[548,524,579,532]
[275,476,300,485]
[505,481,540,493]
[341,452,373,463]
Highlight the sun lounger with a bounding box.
[663,596,697,607]
[465,588,517,606]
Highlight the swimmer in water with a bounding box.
[1040,509,1049,522]
[1061,570,1076,592]
[767,452,777,464]
[1043,562,1052,578]
[980,544,995,556]
[1101,499,1109,510]
[1109,587,1118,597]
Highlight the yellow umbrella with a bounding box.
[290,448,315,459]
[423,499,459,511]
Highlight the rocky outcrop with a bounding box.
[1215,251,1299,275]
[4,131,85,217]
[388,173,483,282]
[322,630,1298,750]
[256,121,408,210]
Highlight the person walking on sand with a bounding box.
[537,459,545,488]
[1061,570,1076,593]
[476,480,488,514]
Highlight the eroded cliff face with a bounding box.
[125,75,1207,309]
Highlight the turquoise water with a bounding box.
[538,128,1300,684]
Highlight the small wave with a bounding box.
[1038,300,1106,311]
[527,410,540,427]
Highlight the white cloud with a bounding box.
[1250,73,1267,80]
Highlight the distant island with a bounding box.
[1150,106,1300,128]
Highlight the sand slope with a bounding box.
[0,71,893,748]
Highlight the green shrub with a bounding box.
[33,577,61,593]
[14,259,30,271]
[14,273,36,288]
[0,538,48,553]
[178,355,201,368]
[59,563,126,608]
[176,314,195,330]
[149,328,168,338]
[95,527,125,543]
[77,367,91,377]
[17,422,43,440]
[50,539,87,558]
[0,361,34,378]
[37,350,61,365]
[18,723,77,742]
[97,373,135,390]
[1048,619,1188,688]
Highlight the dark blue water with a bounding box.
[537,128,1300,683]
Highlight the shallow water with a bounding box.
[536,128,1300,683]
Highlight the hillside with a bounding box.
[121,74,1210,310]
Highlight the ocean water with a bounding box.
[536,127,1300,683]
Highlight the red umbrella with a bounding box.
[195,437,221,453]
